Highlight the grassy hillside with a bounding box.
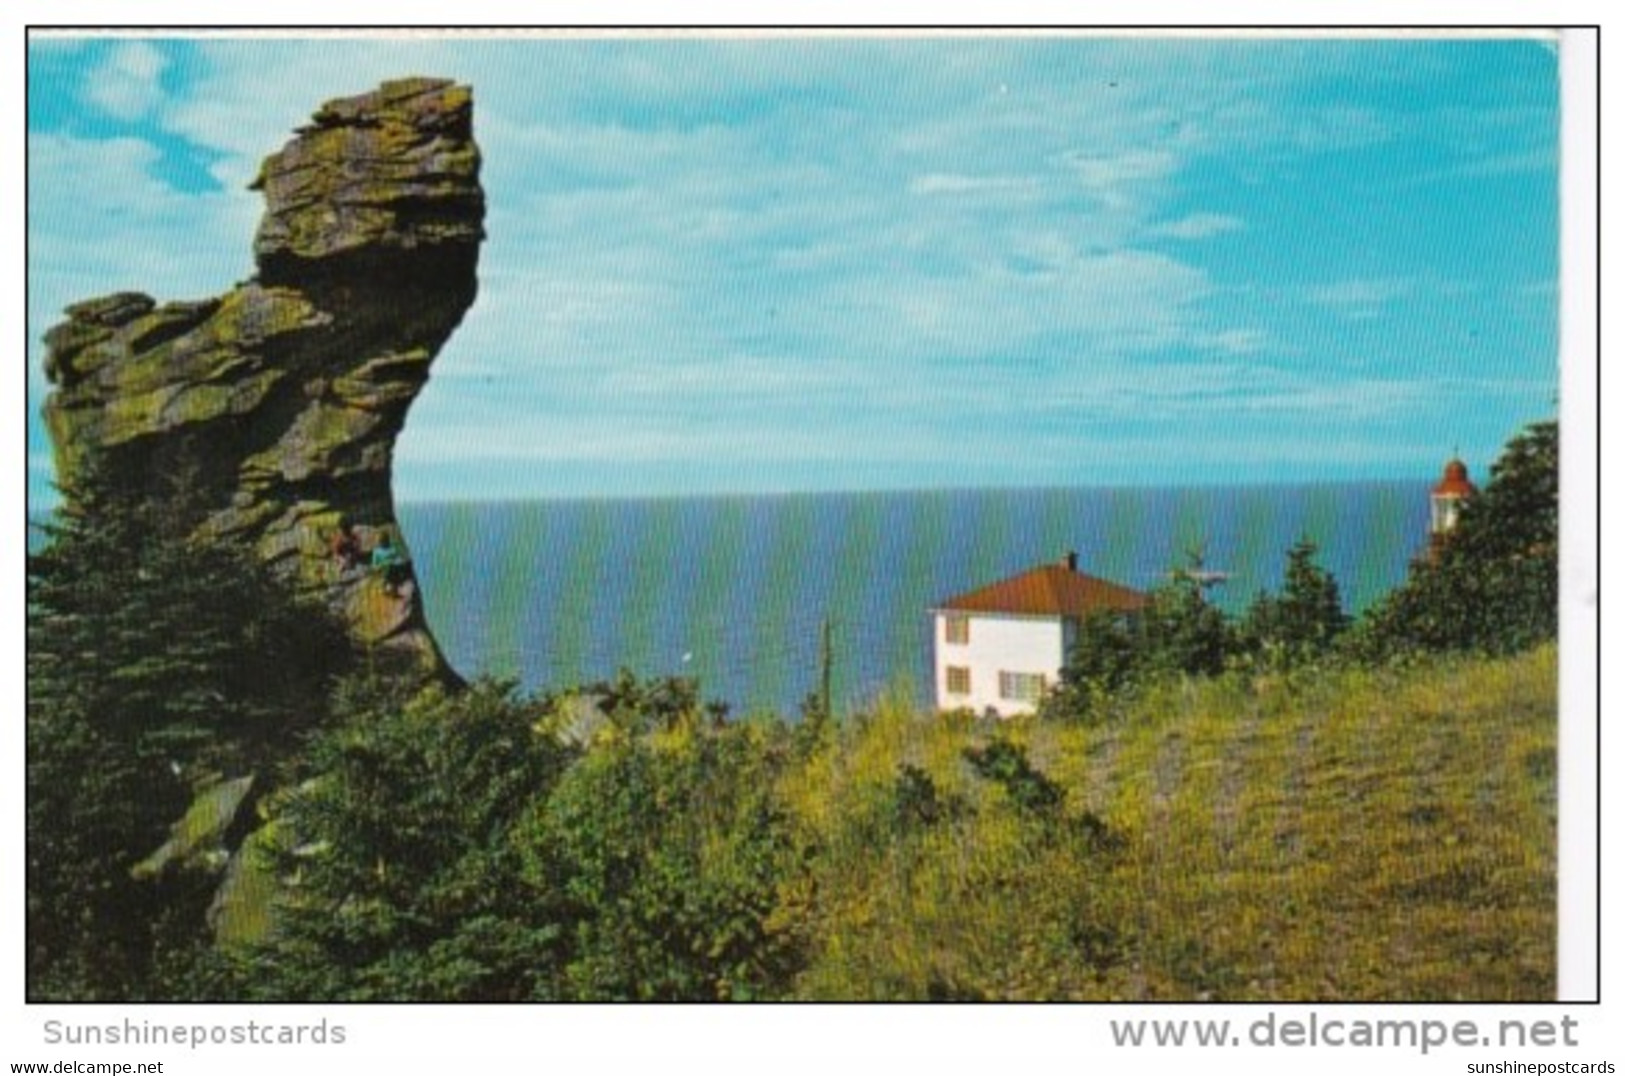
[781,645,1557,1001]
[191,645,1557,1003]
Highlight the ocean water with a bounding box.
[398,481,1431,716]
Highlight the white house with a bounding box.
[931,552,1149,717]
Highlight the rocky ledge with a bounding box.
[42,77,485,677]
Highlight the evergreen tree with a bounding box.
[1139,552,1234,678]
[1045,550,1237,721]
[1042,609,1142,721]
[227,672,803,1002]
[222,679,573,1001]
[1243,537,1348,665]
[27,453,355,998]
[524,720,804,1000]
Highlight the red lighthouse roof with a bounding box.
[1432,457,1477,497]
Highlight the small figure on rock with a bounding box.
[370,529,411,596]
[328,520,364,577]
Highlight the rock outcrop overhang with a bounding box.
[41,77,485,677]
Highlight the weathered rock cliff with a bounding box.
[42,78,484,676]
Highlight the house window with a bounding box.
[998,671,1046,703]
[945,615,970,645]
[946,666,971,696]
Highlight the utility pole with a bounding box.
[820,618,834,722]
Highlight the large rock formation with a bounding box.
[41,78,484,676]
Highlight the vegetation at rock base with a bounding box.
[207,679,572,1001]
[182,646,1553,1002]
[26,420,1560,1001]
[26,453,358,1000]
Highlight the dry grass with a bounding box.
[780,646,1557,1001]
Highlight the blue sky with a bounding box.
[26,33,1560,502]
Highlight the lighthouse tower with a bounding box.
[1428,455,1477,551]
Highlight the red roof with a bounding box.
[938,560,1149,618]
[1432,458,1477,497]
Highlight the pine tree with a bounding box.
[218,678,572,1001]
[1243,537,1348,665]
[1140,551,1234,678]
[1042,609,1142,720]
[27,453,356,998]
[1046,550,1238,721]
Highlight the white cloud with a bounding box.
[1147,212,1245,241]
[27,133,257,302]
[83,40,169,120]
[1020,362,1432,424]
[1403,146,1558,186]
[98,37,1230,388]
[1193,328,1268,355]
[398,413,902,468]
[808,243,1215,362]
[1289,105,1393,153]
[1304,276,1421,318]
[908,173,1040,197]
[598,354,860,400]
[1065,148,1179,188]
[1060,148,1180,210]
[435,342,1448,482]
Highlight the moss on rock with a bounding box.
[40,78,485,679]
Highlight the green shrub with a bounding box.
[1242,537,1349,666]
[521,722,805,1000]
[963,737,1064,816]
[222,679,572,1001]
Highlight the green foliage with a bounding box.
[29,454,355,773]
[1045,551,1238,722]
[795,690,835,755]
[1049,539,1353,723]
[24,695,195,1000]
[220,679,572,1001]
[588,667,729,733]
[521,722,805,1000]
[1358,420,1558,658]
[141,649,1560,1002]
[962,738,1064,815]
[26,454,356,1000]
[1242,537,1349,666]
[225,672,803,1002]
[782,698,1133,1000]
[887,763,959,831]
[1042,610,1142,721]
[1140,555,1235,678]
